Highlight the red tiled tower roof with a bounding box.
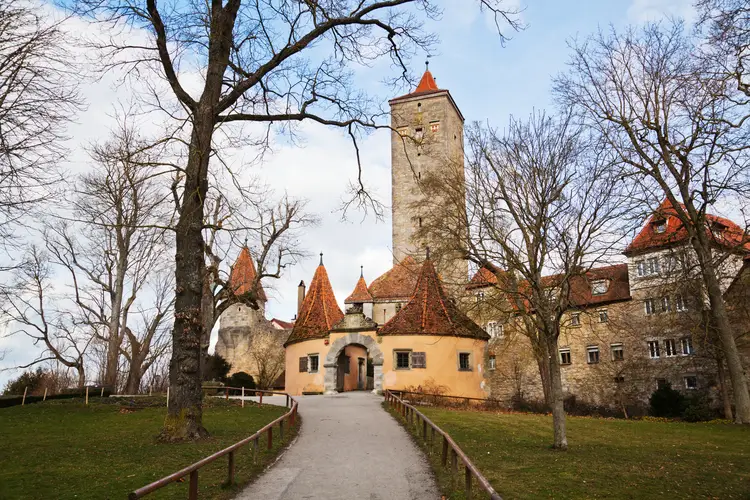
[368,256,421,301]
[345,273,373,304]
[414,70,439,93]
[284,263,344,346]
[228,246,267,302]
[625,199,750,256]
[379,258,489,339]
[466,266,499,290]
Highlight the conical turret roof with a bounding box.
[379,258,489,339]
[345,270,373,304]
[228,246,267,302]
[284,261,344,346]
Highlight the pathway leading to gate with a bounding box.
[235,391,440,500]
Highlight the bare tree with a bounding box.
[242,329,285,390]
[71,0,520,440]
[0,247,92,388]
[555,22,750,423]
[698,0,750,98]
[0,1,82,244]
[419,112,627,449]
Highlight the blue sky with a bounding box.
[0,0,696,384]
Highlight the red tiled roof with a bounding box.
[229,246,267,302]
[390,70,445,102]
[345,275,373,304]
[379,258,489,339]
[271,318,295,329]
[284,264,344,346]
[625,199,750,255]
[368,256,421,301]
[466,266,498,290]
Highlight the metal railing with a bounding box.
[129,388,298,500]
[385,390,502,500]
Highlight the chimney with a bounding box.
[297,280,306,314]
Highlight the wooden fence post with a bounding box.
[43,387,47,402]
[280,419,285,440]
[225,387,229,400]
[441,436,449,467]
[259,392,263,405]
[267,427,273,450]
[85,386,89,405]
[22,387,27,406]
[465,466,472,499]
[100,387,104,397]
[241,386,245,408]
[166,387,170,409]
[188,470,198,500]
[227,451,235,485]
[253,437,259,464]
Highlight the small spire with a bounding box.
[319,252,324,266]
[243,236,248,247]
[360,265,364,278]
[425,59,429,71]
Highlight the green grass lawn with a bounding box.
[0,398,294,500]
[395,406,750,500]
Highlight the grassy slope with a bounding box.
[0,399,291,500]
[413,408,750,499]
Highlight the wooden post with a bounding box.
[253,437,259,464]
[267,427,273,450]
[100,387,104,398]
[225,387,229,400]
[259,392,263,405]
[22,387,27,406]
[280,419,285,440]
[241,386,245,408]
[227,451,235,485]
[422,418,427,440]
[149,386,152,396]
[465,466,472,499]
[85,386,89,405]
[290,404,296,427]
[431,427,436,446]
[43,387,47,402]
[166,387,170,409]
[441,436,449,466]
[451,448,458,475]
[286,394,290,408]
[188,470,198,500]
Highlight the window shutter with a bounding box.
[299,356,308,372]
[412,352,426,369]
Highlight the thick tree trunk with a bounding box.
[694,241,750,424]
[77,365,86,390]
[717,357,733,421]
[160,109,214,442]
[547,335,568,450]
[534,340,552,406]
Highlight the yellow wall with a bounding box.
[379,335,488,399]
[284,339,327,395]
[342,345,368,391]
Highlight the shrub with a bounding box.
[3,369,46,395]
[202,354,232,383]
[681,393,716,422]
[649,383,685,418]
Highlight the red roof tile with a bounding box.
[284,264,344,346]
[379,258,489,339]
[466,266,499,290]
[271,318,295,330]
[368,256,421,301]
[345,274,373,304]
[414,70,439,93]
[625,199,750,255]
[229,246,267,302]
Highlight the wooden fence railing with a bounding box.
[128,388,298,500]
[385,390,502,500]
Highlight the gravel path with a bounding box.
[235,391,440,500]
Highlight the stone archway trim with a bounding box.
[323,332,384,395]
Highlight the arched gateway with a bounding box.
[323,332,383,394]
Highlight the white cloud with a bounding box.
[627,0,696,24]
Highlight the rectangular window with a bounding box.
[644,298,657,315]
[681,337,694,355]
[487,321,504,338]
[665,339,677,357]
[675,295,688,312]
[458,352,472,371]
[411,352,426,369]
[570,312,581,326]
[684,376,698,390]
[414,127,424,141]
[430,121,440,133]
[395,350,411,370]
[661,296,671,313]
[299,356,308,372]
[591,280,609,295]
[598,309,609,323]
[648,340,660,359]
[648,257,661,275]
[611,343,624,361]
[587,346,600,364]
[308,354,319,373]
[488,355,496,370]
[654,221,667,233]
[614,375,625,383]
[559,348,572,365]
[637,260,646,277]
[656,378,668,389]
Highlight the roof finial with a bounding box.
[425,58,430,72]
[243,236,248,247]
[360,265,364,278]
[319,252,324,266]
[426,246,431,260]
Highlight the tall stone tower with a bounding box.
[388,67,468,293]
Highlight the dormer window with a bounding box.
[711,223,724,239]
[654,219,667,234]
[591,280,609,296]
